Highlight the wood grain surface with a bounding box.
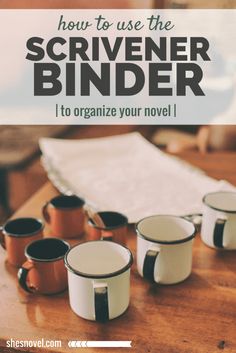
[0,149,236,353]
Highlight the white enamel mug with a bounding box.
[201,191,236,249]
[136,215,196,284]
[64,241,133,321]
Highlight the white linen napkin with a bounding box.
[40,132,235,223]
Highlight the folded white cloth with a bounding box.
[40,132,235,223]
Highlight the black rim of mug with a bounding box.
[88,211,128,230]
[203,191,236,214]
[25,237,70,262]
[2,218,44,238]
[136,215,196,245]
[64,240,133,279]
[49,194,85,210]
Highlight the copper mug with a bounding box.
[18,238,70,295]
[42,195,85,238]
[86,211,128,245]
[0,218,44,267]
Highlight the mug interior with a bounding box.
[26,238,70,261]
[90,211,128,229]
[4,218,43,237]
[51,195,84,209]
[65,241,132,278]
[203,192,236,213]
[136,215,195,243]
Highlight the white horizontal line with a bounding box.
[68,341,132,348]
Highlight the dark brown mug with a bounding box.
[86,211,128,245]
[18,238,70,295]
[42,195,85,238]
[0,218,44,267]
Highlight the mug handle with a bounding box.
[0,226,6,249]
[93,282,109,322]
[183,213,202,233]
[42,201,51,224]
[101,230,113,241]
[143,247,160,282]
[18,261,36,293]
[213,218,227,248]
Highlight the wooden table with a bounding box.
[1,149,236,353]
[0,126,71,216]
